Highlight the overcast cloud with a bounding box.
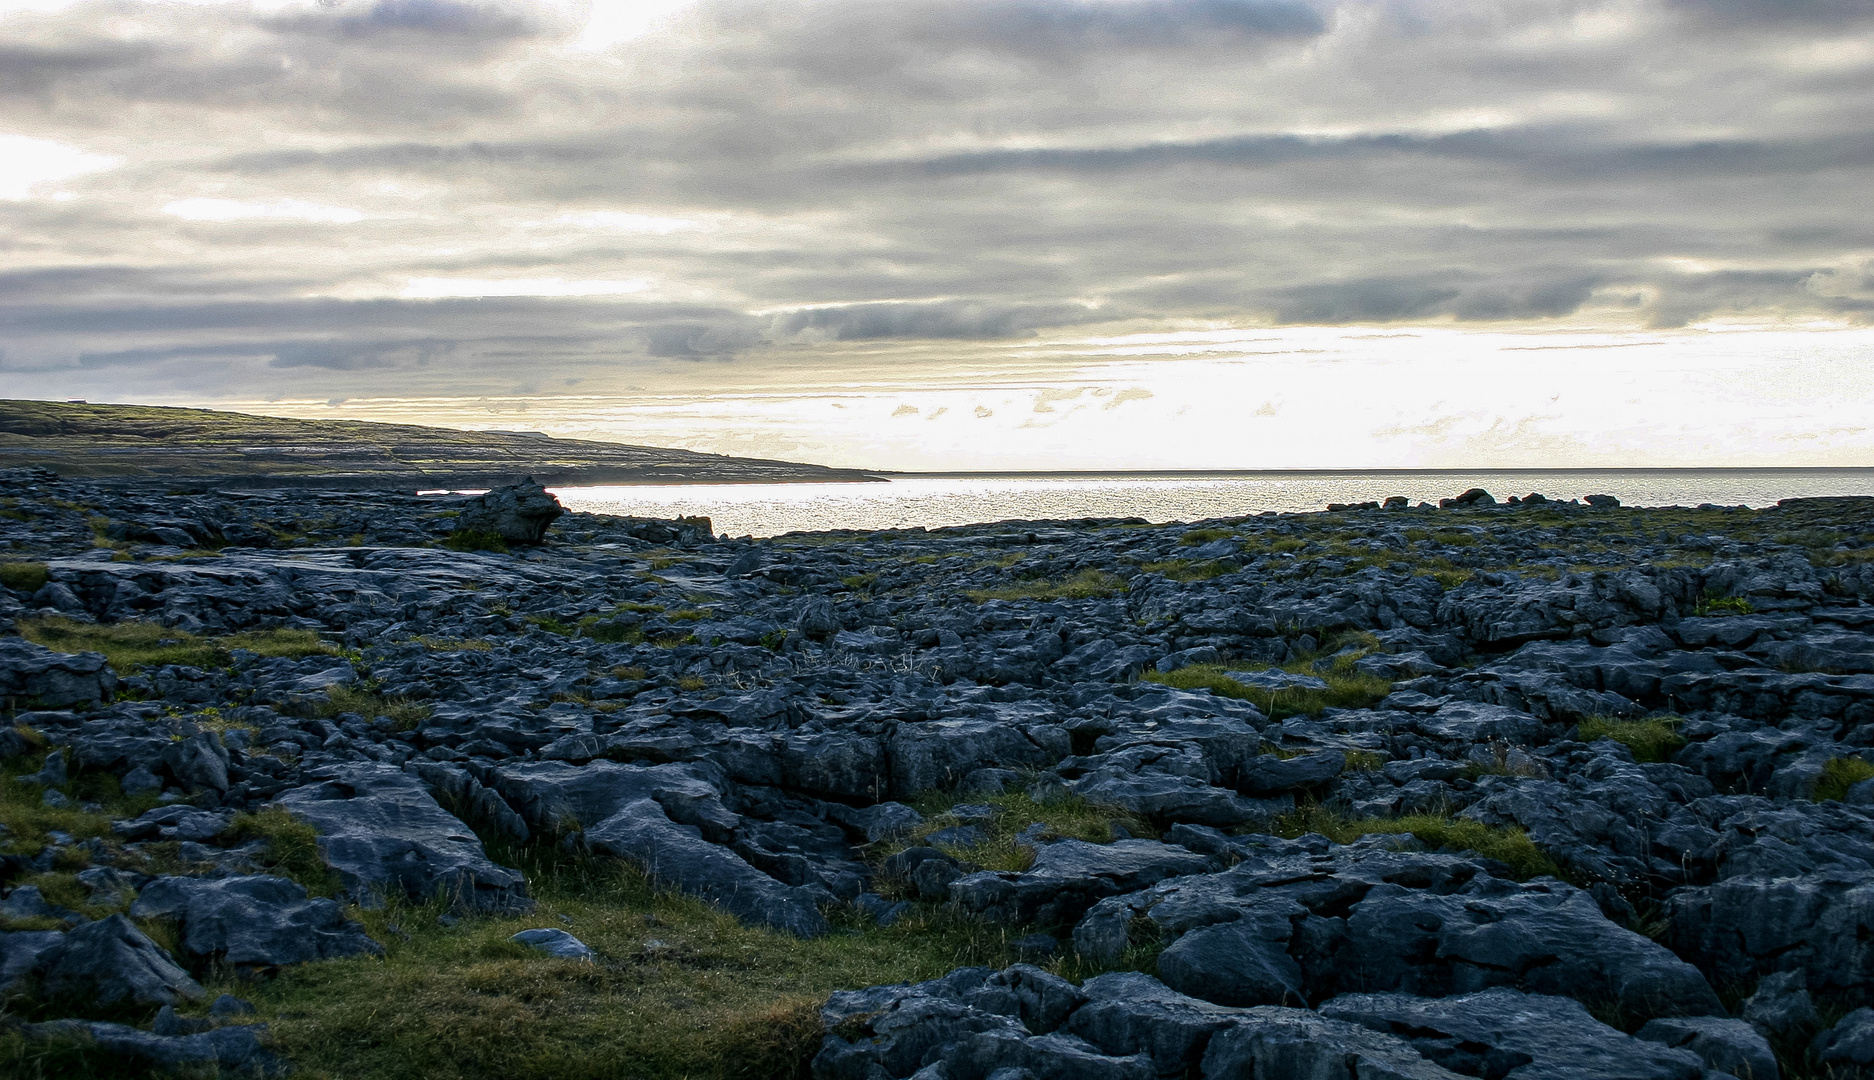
[0,0,1871,460]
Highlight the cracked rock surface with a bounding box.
[2,466,1873,1076]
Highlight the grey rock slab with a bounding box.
[1236,750,1345,795]
[1740,971,1820,1037]
[584,798,828,937]
[1068,770,1282,828]
[1666,871,1874,992]
[1066,971,1246,1076]
[0,637,116,707]
[888,719,1062,799]
[511,927,594,961]
[1199,1006,1467,1080]
[40,913,203,1008]
[1412,701,1546,743]
[1223,669,1330,692]
[1637,1016,1779,1080]
[1344,880,1723,1019]
[1321,987,1707,1080]
[160,730,231,793]
[490,759,737,840]
[951,839,1214,926]
[1156,911,1308,1007]
[276,763,531,913]
[129,875,381,970]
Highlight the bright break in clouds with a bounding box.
[1,0,1871,468]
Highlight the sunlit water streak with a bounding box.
[550,469,1874,539]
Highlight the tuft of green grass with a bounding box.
[838,574,879,592]
[1177,528,1234,547]
[1273,805,1561,881]
[226,805,342,897]
[883,791,1154,878]
[297,686,431,732]
[1577,715,1686,764]
[0,561,49,594]
[964,569,1127,603]
[664,608,712,622]
[1693,592,1754,617]
[1815,756,1874,803]
[1142,658,1391,721]
[445,529,510,554]
[19,616,335,673]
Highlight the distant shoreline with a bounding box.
[870,466,1874,478]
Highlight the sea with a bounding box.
[550,469,1874,539]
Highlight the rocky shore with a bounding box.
[1,466,1872,1078]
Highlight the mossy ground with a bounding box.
[195,856,1028,1080]
[1271,804,1562,881]
[963,569,1127,603]
[1815,756,1874,803]
[1576,715,1686,764]
[1140,640,1392,721]
[18,617,336,673]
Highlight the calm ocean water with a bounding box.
[551,470,1874,539]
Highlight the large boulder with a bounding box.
[583,798,828,937]
[490,759,737,840]
[130,875,381,971]
[1321,988,1707,1080]
[0,637,115,708]
[40,914,203,1008]
[275,764,531,913]
[454,480,562,544]
[1666,871,1874,991]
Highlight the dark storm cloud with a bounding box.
[261,0,547,40]
[1261,271,1606,324]
[769,300,1103,341]
[0,0,1870,401]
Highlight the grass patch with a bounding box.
[665,609,712,622]
[294,686,431,732]
[1141,656,1391,721]
[0,561,49,594]
[1577,715,1686,764]
[885,791,1155,877]
[1815,756,1874,803]
[225,806,342,897]
[19,616,335,673]
[1177,528,1234,547]
[676,676,708,692]
[196,852,1026,1080]
[963,569,1127,603]
[415,636,492,652]
[1273,805,1561,880]
[0,749,156,860]
[1693,592,1754,617]
[444,530,510,554]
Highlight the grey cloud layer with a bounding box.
[1,0,1871,398]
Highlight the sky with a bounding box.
[1,0,1871,470]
